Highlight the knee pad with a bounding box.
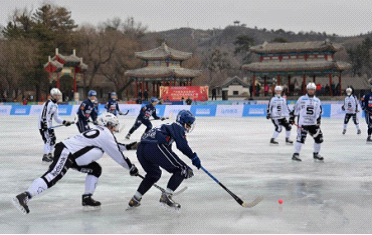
[314,135,323,144]
[275,125,282,133]
[285,125,292,131]
[82,162,102,178]
[180,166,194,179]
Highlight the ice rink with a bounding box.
[1,115,372,233]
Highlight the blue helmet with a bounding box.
[88,90,97,97]
[150,97,159,103]
[176,110,196,133]
[111,92,117,97]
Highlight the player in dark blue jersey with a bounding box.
[76,90,99,133]
[125,97,166,139]
[127,110,201,210]
[361,85,372,142]
[105,92,123,116]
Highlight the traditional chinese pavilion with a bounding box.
[44,49,88,93]
[125,43,201,98]
[242,40,351,96]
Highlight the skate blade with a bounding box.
[269,143,279,146]
[285,142,293,145]
[11,197,28,215]
[158,202,181,213]
[313,159,324,162]
[82,205,101,211]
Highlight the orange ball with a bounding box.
[278,199,283,204]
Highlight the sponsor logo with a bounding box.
[59,108,67,114]
[221,109,238,114]
[0,109,8,113]
[15,108,27,114]
[51,156,67,176]
[249,108,264,115]
[195,108,211,115]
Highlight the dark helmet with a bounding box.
[150,97,159,103]
[176,110,196,133]
[88,90,97,97]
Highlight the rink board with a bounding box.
[0,104,364,118]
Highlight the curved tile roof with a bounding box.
[135,43,193,60]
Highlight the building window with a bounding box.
[233,91,239,95]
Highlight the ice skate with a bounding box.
[342,129,346,135]
[285,138,293,145]
[159,192,181,211]
[11,192,31,215]
[82,194,101,210]
[42,153,53,164]
[367,136,372,144]
[270,138,279,145]
[357,129,361,135]
[127,196,141,209]
[125,133,131,140]
[313,152,324,161]
[292,153,301,161]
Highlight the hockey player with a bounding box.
[125,97,166,139]
[76,90,99,133]
[105,92,123,116]
[289,82,324,162]
[128,110,201,210]
[342,88,361,135]
[266,85,293,145]
[12,113,139,215]
[38,88,72,163]
[360,85,372,142]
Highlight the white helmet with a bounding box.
[50,88,62,101]
[50,88,62,96]
[97,112,120,132]
[346,88,352,95]
[274,86,283,92]
[306,82,316,90]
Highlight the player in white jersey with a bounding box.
[289,82,324,162]
[38,88,72,163]
[12,113,140,215]
[342,88,361,135]
[266,85,293,145]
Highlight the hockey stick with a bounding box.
[200,166,263,208]
[120,110,130,115]
[293,122,321,138]
[49,115,78,130]
[137,174,188,196]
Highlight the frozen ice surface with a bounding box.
[1,116,372,233]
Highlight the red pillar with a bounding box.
[329,73,333,96]
[252,74,256,97]
[57,72,60,89]
[146,81,149,92]
[152,82,155,96]
[73,69,77,93]
[313,75,316,83]
[135,79,138,98]
[302,74,306,94]
[339,73,342,96]
[277,75,280,85]
[141,81,144,99]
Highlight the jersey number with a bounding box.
[306,107,314,115]
[277,106,282,112]
[83,129,100,139]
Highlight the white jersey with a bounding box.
[38,99,64,129]
[267,95,291,119]
[343,95,359,114]
[293,94,322,126]
[62,125,131,169]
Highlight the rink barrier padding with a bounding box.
[0,104,363,118]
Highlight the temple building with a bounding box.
[125,43,201,98]
[242,40,352,96]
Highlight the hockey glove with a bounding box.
[266,113,270,119]
[93,120,98,125]
[289,116,295,125]
[316,117,321,126]
[341,106,345,111]
[41,122,48,130]
[129,165,139,176]
[191,153,201,169]
[161,117,166,121]
[63,120,72,126]
[126,142,140,150]
[119,111,124,115]
[181,166,194,179]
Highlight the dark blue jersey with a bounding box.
[141,122,194,159]
[77,99,98,122]
[105,99,120,115]
[138,104,160,120]
[361,92,372,112]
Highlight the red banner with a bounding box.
[159,86,209,101]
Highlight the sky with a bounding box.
[1,0,372,36]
